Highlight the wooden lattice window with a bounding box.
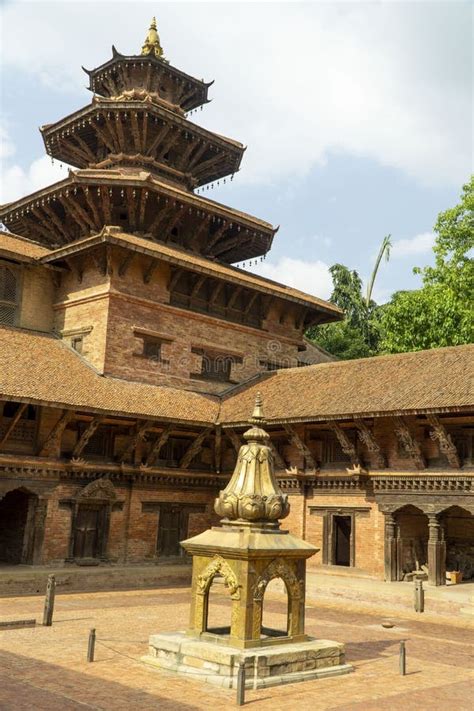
[0,264,19,326]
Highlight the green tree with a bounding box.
[381,177,474,352]
[307,263,376,359]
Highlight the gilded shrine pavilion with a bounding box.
[0,21,473,596]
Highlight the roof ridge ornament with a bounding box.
[141,17,166,60]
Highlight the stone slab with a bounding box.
[142,631,353,689]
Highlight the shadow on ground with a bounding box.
[0,649,203,711]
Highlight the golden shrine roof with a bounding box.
[0,232,50,262]
[0,326,218,425]
[219,344,474,424]
[42,228,342,319]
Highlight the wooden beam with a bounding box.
[146,424,172,466]
[226,428,242,454]
[72,416,104,458]
[38,409,74,458]
[156,130,181,160]
[28,208,60,245]
[126,187,137,230]
[120,420,153,463]
[95,121,117,153]
[130,111,141,153]
[180,427,212,469]
[393,416,425,470]
[283,424,316,470]
[64,257,84,283]
[268,441,287,471]
[355,421,385,469]
[147,123,172,156]
[189,214,211,252]
[0,404,27,450]
[168,267,183,292]
[118,251,135,277]
[226,286,242,310]
[328,422,360,466]
[149,204,174,235]
[83,187,103,228]
[190,274,206,298]
[204,223,227,254]
[41,203,69,243]
[243,291,259,315]
[138,189,148,226]
[143,258,158,284]
[209,281,225,305]
[427,415,461,468]
[188,141,209,170]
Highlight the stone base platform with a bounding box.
[142,631,353,689]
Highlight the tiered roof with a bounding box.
[0,19,275,263]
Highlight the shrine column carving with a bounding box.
[383,511,398,582]
[427,513,446,586]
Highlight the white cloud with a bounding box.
[0,155,67,204]
[0,1,470,201]
[392,232,436,258]
[247,257,332,300]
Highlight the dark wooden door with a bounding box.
[157,505,186,557]
[334,515,351,566]
[73,506,101,559]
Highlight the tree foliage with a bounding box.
[380,177,473,352]
[307,263,379,359]
[307,177,473,359]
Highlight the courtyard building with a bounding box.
[0,20,473,588]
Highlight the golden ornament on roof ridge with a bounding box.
[141,17,165,59]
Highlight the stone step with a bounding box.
[0,563,192,597]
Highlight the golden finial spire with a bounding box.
[251,391,264,422]
[141,17,165,59]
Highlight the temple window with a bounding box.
[143,337,162,360]
[71,336,83,354]
[133,330,172,364]
[191,348,241,383]
[0,402,37,448]
[0,264,19,326]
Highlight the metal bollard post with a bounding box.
[42,574,56,626]
[414,579,425,613]
[87,628,96,663]
[236,661,246,706]
[399,640,406,676]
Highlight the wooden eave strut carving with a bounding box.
[393,416,425,469]
[427,415,461,468]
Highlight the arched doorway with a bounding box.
[0,489,37,564]
[205,574,233,635]
[261,577,289,639]
[442,506,474,581]
[394,505,429,580]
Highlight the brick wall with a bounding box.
[19,265,54,332]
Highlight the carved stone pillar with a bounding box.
[383,512,398,582]
[427,513,446,586]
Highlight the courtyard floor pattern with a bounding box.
[0,587,473,710]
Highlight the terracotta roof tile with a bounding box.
[0,326,218,425]
[219,345,474,424]
[0,232,50,261]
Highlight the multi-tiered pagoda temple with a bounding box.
[0,20,472,595]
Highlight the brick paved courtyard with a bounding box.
[0,585,473,710]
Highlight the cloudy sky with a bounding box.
[1,0,472,302]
